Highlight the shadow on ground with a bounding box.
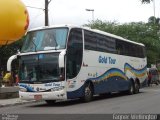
[28,91,145,107]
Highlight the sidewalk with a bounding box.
[0,98,36,107]
[0,86,37,107]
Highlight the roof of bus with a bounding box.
[28,24,145,47]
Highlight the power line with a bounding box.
[26,6,44,10]
[29,13,44,27]
[26,0,53,26]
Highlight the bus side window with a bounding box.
[66,28,83,79]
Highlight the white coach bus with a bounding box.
[9,25,147,104]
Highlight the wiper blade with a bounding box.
[31,38,37,52]
[53,36,58,50]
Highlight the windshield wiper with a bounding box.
[31,38,37,52]
[53,36,58,50]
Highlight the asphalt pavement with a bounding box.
[0,85,160,120]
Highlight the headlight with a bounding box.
[19,87,27,92]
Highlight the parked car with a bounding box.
[147,68,160,86]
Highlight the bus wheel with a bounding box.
[127,81,134,95]
[134,80,140,94]
[83,82,93,102]
[45,100,56,105]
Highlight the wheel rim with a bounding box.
[85,84,91,97]
[130,84,134,93]
[135,81,139,93]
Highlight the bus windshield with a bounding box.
[21,27,68,52]
[19,53,62,83]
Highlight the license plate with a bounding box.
[34,95,42,100]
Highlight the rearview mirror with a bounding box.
[59,50,66,68]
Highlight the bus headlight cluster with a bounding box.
[51,86,64,91]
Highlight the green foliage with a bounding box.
[0,37,24,71]
[0,16,160,69]
[85,19,160,67]
[141,0,152,3]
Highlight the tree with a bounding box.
[0,37,24,71]
[141,0,153,3]
[148,16,160,25]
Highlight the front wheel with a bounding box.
[126,81,134,95]
[82,82,93,102]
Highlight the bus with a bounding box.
[7,25,147,103]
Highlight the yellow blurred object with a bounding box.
[0,0,29,45]
[3,72,11,82]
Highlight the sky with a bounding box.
[21,0,160,29]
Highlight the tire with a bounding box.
[126,81,135,95]
[45,100,56,105]
[83,82,93,102]
[134,80,140,94]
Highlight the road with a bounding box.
[0,85,160,119]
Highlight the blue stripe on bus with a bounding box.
[67,76,130,99]
[93,76,130,94]
[67,63,147,99]
[67,85,85,99]
[19,83,35,92]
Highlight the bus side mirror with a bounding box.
[59,50,66,68]
[7,55,17,71]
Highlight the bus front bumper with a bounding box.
[19,90,67,101]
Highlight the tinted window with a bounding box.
[97,34,116,53]
[84,30,116,53]
[116,39,145,58]
[66,28,83,79]
[19,53,61,83]
[84,30,145,58]
[84,30,97,50]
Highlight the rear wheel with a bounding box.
[45,100,56,105]
[134,80,140,94]
[83,82,93,102]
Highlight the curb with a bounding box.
[0,100,39,108]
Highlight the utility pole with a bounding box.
[45,0,49,26]
[86,9,94,21]
[27,0,52,26]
